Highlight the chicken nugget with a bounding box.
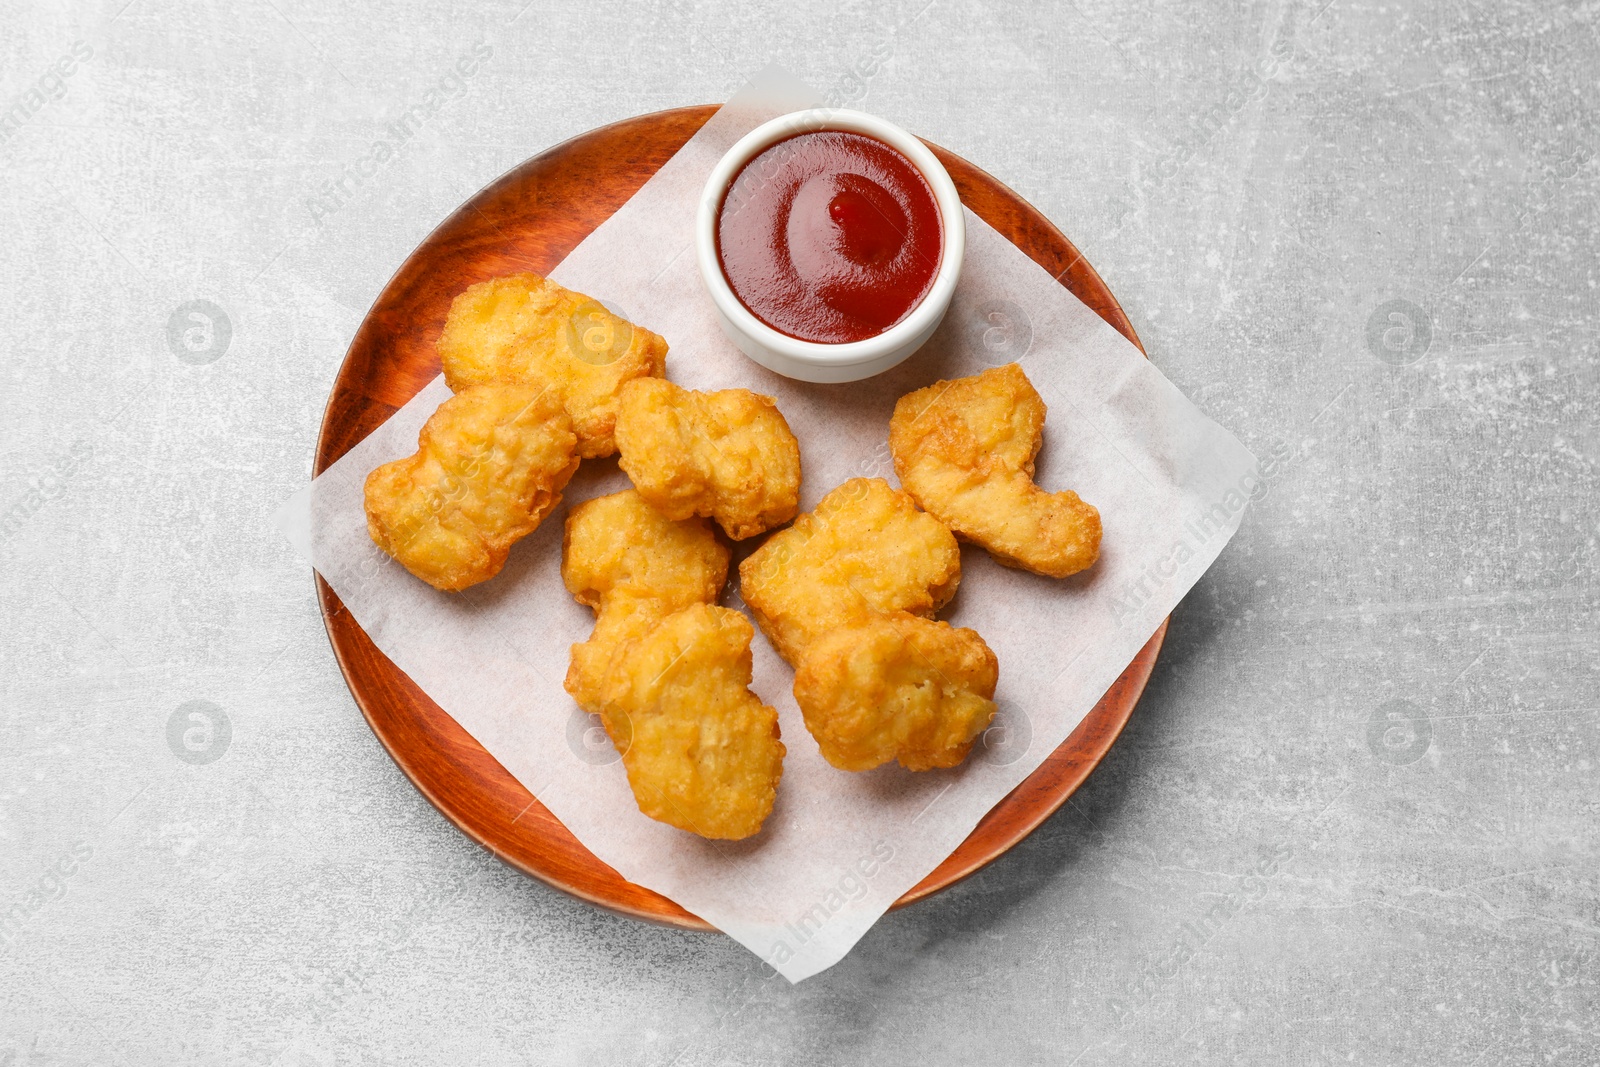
[738,477,961,665]
[889,362,1101,578]
[364,383,578,591]
[614,378,801,540]
[438,272,668,458]
[600,603,784,840]
[792,613,998,772]
[562,489,730,718]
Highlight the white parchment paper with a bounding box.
[276,67,1258,982]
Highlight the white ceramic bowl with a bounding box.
[696,108,965,384]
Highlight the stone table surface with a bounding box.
[2,0,1595,1063]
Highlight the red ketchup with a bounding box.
[717,131,943,344]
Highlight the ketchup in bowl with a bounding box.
[716,130,944,344]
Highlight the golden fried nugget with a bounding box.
[438,272,668,458]
[364,383,578,591]
[600,604,784,840]
[563,494,781,838]
[792,613,998,772]
[562,490,730,718]
[889,362,1101,578]
[738,478,961,665]
[614,378,801,540]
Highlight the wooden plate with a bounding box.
[315,105,1167,928]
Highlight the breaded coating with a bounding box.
[738,478,961,665]
[561,490,729,716]
[438,272,668,458]
[792,613,998,772]
[889,362,1101,578]
[364,383,578,591]
[600,604,785,840]
[614,378,801,540]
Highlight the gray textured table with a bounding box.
[2,1,1595,1063]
